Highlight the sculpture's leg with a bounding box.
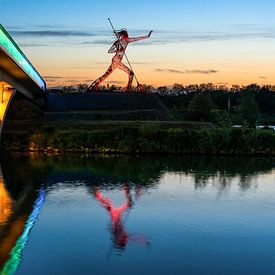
[117,63,134,91]
[91,62,116,90]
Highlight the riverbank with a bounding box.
[1,121,274,156]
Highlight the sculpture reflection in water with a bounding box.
[93,184,149,251]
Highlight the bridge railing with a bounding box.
[0,24,46,92]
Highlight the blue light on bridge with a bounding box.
[0,24,46,92]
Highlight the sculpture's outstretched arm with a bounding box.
[94,190,112,210]
[128,31,153,43]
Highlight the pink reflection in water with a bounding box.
[93,185,149,250]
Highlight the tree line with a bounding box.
[49,83,274,126]
[154,84,274,127]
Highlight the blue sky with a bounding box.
[1,0,275,87]
[2,0,275,29]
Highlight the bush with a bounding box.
[138,122,161,137]
[24,126,275,156]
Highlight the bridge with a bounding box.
[0,24,46,136]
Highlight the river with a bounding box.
[0,154,274,275]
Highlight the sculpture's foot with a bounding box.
[136,84,144,93]
[124,86,133,92]
[86,82,99,92]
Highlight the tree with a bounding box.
[186,93,215,121]
[143,84,154,93]
[172,83,184,95]
[61,86,75,93]
[77,84,88,93]
[240,89,259,127]
[157,86,169,96]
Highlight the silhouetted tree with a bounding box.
[77,84,88,93]
[143,84,154,93]
[61,86,75,93]
[157,86,169,96]
[240,89,259,127]
[186,93,215,121]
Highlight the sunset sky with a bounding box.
[1,0,275,88]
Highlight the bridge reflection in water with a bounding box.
[0,169,13,225]
[0,188,45,275]
[0,160,45,274]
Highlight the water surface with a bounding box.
[0,154,275,275]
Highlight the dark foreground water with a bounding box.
[0,154,275,275]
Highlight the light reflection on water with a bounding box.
[0,154,274,275]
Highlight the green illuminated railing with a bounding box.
[0,24,46,92]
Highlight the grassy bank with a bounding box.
[2,122,274,155]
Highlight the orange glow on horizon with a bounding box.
[44,69,275,89]
[32,39,275,88]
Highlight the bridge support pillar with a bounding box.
[0,83,16,137]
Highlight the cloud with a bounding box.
[135,30,275,45]
[185,69,218,74]
[167,69,185,74]
[177,32,275,42]
[72,30,275,46]
[81,40,111,45]
[19,43,49,47]
[61,80,80,84]
[43,75,94,87]
[43,76,64,80]
[156,68,218,75]
[44,76,89,79]
[106,80,124,85]
[5,25,24,30]
[132,62,156,65]
[70,65,95,69]
[7,24,275,46]
[259,76,267,79]
[156,69,184,74]
[10,30,96,37]
[216,82,229,86]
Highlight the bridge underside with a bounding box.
[0,50,45,138]
[0,48,43,100]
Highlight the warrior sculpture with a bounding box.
[89,28,153,92]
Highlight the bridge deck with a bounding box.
[0,24,46,138]
[0,24,46,96]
